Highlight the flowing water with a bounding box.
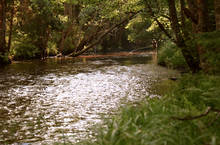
[0,53,177,144]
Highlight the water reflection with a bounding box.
[0,54,177,144]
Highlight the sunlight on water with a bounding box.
[0,55,177,144]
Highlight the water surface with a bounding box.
[0,53,177,144]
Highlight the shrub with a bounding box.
[158,41,188,70]
[12,42,41,60]
[46,41,58,56]
[196,31,220,74]
[0,53,11,65]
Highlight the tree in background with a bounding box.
[215,0,220,30]
[0,0,219,73]
[142,0,219,73]
[57,0,141,57]
[0,0,8,64]
[11,0,61,60]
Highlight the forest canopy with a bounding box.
[0,0,219,73]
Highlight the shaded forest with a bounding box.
[0,0,219,74]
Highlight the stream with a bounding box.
[0,53,177,144]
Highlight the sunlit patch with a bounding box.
[0,55,177,144]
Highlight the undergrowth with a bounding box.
[158,41,188,70]
[78,74,220,145]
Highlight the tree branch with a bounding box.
[172,107,220,121]
[161,14,171,20]
[67,11,141,57]
[183,7,198,24]
[145,2,176,43]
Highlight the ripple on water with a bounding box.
[0,56,178,144]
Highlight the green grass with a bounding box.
[78,74,220,145]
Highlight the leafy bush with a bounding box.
[47,41,58,56]
[12,42,41,60]
[196,31,220,74]
[0,53,11,65]
[175,74,220,110]
[79,74,220,145]
[158,41,188,70]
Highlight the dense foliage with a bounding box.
[0,0,219,74]
[158,40,188,70]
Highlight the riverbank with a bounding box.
[78,73,220,145]
[77,51,156,58]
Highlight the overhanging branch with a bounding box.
[67,11,141,57]
[145,2,176,43]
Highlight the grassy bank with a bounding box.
[78,74,220,145]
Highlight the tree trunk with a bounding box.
[145,2,175,42]
[168,0,201,73]
[7,3,15,51]
[0,0,6,53]
[68,12,140,57]
[19,0,30,26]
[197,0,211,71]
[197,0,209,32]
[167,0,185,46]
[180,0,186,27]
[186,0,198,33]
[41,28,50,59]
[58,23,74,55]
[215,0,220,30]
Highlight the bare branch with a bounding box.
[172,107,220,121]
